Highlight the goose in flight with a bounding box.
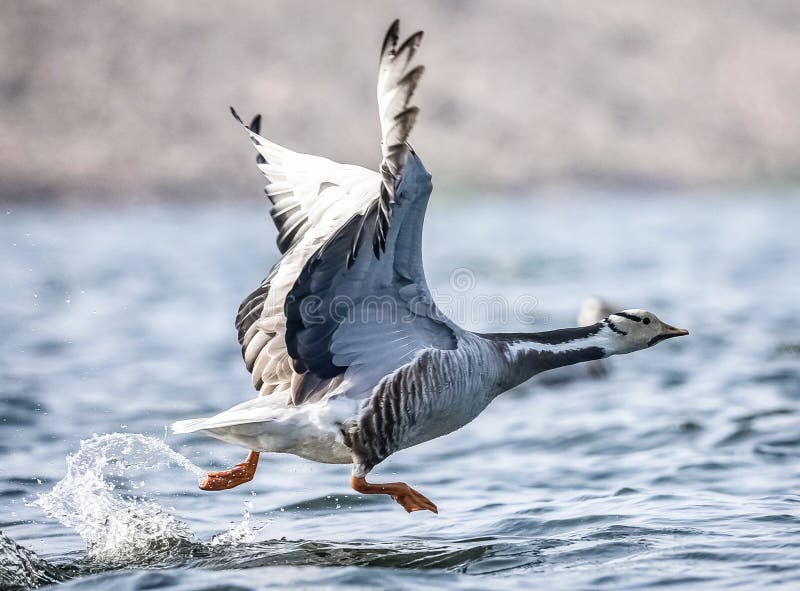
[173,21,688,514]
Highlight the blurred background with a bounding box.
[4,0,800,204]
[3,3,800,591]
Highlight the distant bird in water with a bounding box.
[172,21,688,514]
[577,297,619,329]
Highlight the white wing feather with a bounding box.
[233,20,434,405]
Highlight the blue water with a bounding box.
[1,193,799,590]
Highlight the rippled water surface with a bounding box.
[2,194,799,590]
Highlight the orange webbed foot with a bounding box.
[199,451,260,491]
[351,475,438,514]
[390,487,438,513]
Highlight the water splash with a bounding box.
[31,433,205,564]
[210,500,269,547]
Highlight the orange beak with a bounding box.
[664,325,689,338]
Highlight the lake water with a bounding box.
[1,193,799,590]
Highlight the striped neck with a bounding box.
[479,322,619,389]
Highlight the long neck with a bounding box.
[479,322,617,390]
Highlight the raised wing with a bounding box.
[230,109,377,257]
[284,21,459,406]
[230,115,380,396]
[373,20,424,255]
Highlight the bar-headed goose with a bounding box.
[173,21,688,514]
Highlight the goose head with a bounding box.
[604,309,689,354]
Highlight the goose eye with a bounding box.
[643,318,651,325]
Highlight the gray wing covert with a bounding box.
[285,153,457,405]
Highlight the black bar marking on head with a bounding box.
[615,312,642,322]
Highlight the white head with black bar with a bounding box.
[603,309,689,354]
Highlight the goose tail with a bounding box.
[171,396,284,436]
[171,417,212,434]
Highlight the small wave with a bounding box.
[30,433,206,565]
[0,531,64,590]
[180,538,548,575]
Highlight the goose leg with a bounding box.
[351,475,438,513]
[200,450,260,491]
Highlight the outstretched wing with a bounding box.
[284,21,459,406]
[231,116,380,396]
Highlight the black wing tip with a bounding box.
[251,114,264,162]
[381,19,400,59]
[394,104,420,121]
[381,21,425,62]
[396,30,424,57]
[231,107,264,136]
[400,64,426,85]
[249,114,262,134]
